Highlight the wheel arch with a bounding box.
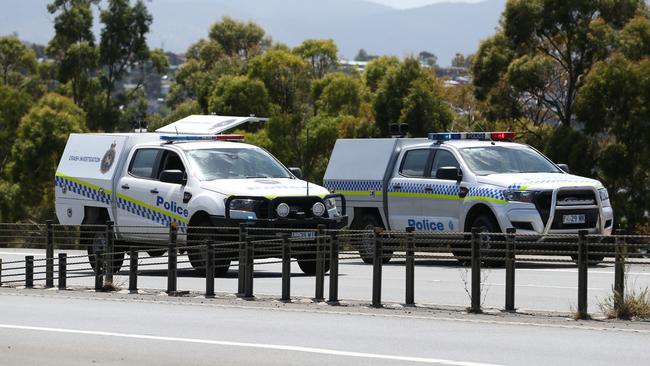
[463,203,501,232]
[82,206,110,225]
[351,207,385,229]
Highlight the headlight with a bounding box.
[276,203,290,218]
[324,197,337,210]
[312,202,326,217]
[503,190,538,203]
[598,188,609,202]
[229,199,259,212]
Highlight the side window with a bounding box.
[400,149,430,177]
[129,149,160,179]
[430,150,460,177]
[157,150,186,179]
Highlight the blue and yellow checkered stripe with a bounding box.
[325,179,506,204]
[55,172,188,232]
[508,178,599,190]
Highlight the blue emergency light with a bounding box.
[160,134,245,142]
[428,131,515,142]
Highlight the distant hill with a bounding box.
[0,0,505,65]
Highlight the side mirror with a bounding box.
[436,166,463,183]
[159,169,186,185]
[557,164,570,173]
[289,167,303,179]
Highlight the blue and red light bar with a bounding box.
[427,131,515,142]
[160,134,245,142]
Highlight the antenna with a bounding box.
[306,118,309,197]
[175,126,179,135]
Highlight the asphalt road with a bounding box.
[0,291,649,366]
[1,248,650,314]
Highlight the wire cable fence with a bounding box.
[1,221,650,316]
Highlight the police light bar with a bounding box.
[160,134,245,142]
[427,132,515,142]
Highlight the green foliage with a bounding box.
[299,115,339,182]
[248,50,310,113]
[208,16,266,59]
[293,39,338,79]
[0,36,38,87]
[312,72,363,116]
[363,55,400,93]
[398,76,452,137]
[619,16,650,60]
[208,75,271,117]
[4,93,87,220]
[0,85,32,173]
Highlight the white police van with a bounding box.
[323,132,613,263]
[55,115,347,275]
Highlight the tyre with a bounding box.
[187,220,231,276]
[468,214,505,267]
[297,255,330,276]
[82,226,125,273]
[146,249,167,257]
[352,214,392,264]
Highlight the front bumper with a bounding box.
[209,215,348,229]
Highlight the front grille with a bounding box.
[264,197,325,220]
[534,190,598,229]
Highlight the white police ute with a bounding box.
[323,131,613,264]
[55,115,347,275]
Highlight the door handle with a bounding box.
[424,187,433,192]
[459,186,469,198]
[393,184,401,191]
[150,188,159,194]
[121,184,130,190]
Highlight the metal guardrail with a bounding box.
[1,221,649,316]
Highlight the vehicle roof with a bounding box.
[143,140,259,151]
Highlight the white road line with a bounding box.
[0,324,503,366]
[516,268,650,276]
[0,252,46,256]
[486,283,606,291]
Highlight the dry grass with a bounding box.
[600,287,650,320]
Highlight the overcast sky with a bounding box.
[364,0,484,9]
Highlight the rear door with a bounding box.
[387,148,434,230]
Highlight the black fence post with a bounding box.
[45,220,54,288]
[577,230,589,318]
[328,232,339,304]
[505,228,516,311]
[614,229,626,312]
[372,227,383,308]
[205,240,215,298]
[57,253,66,290]
[315,224,325,302]
[105,221,115,284]
[167,223,178,294]
[405,227,415,306]
[281,234,291,301]
[244,239,254,298]
[238,223,248,296]
[0,258,3,286]
[25,256,34,288]
[94,252,103,291]
[129,248,138,293]
[470,227,482,313]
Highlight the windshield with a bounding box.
[186,148,291,180]
[459,145,561,175]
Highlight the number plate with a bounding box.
[562,214,586,224]
[291,231,316,239]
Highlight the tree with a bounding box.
[363,55,400,93]
[46,0,99,105]
[293,39,338,78]
[398,76,453,137]
[473,0,647,126]
[98,0,153,130]
[0,85,32,174]
[354,49,377,61]
[248,50,310,113]
[418,51,438,69]
[208,16,266,59]
[0,36,38,86]
[312,72,363,116]
[4,93,87,220]
[208,75,271,117]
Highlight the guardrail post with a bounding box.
[45,220,54,288]
[405,227,415,306]
[167,223,178,294]
[244,239,254,298]
[58,253,67,290]
[0,258,3,286]
[94,252,103,291]
[281,234,291,301]
[129,248,138,293]
[205,240,215,298]
[105,221,115,284]
[577,230,589,318]
[25,256,34,288]
[238,223,248,296]
[328,232,339,304]
[315,224,325,302]
[505,228,516,311]
[614,229,626,312]
[372,227,383,308]
[470,227,481,313]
